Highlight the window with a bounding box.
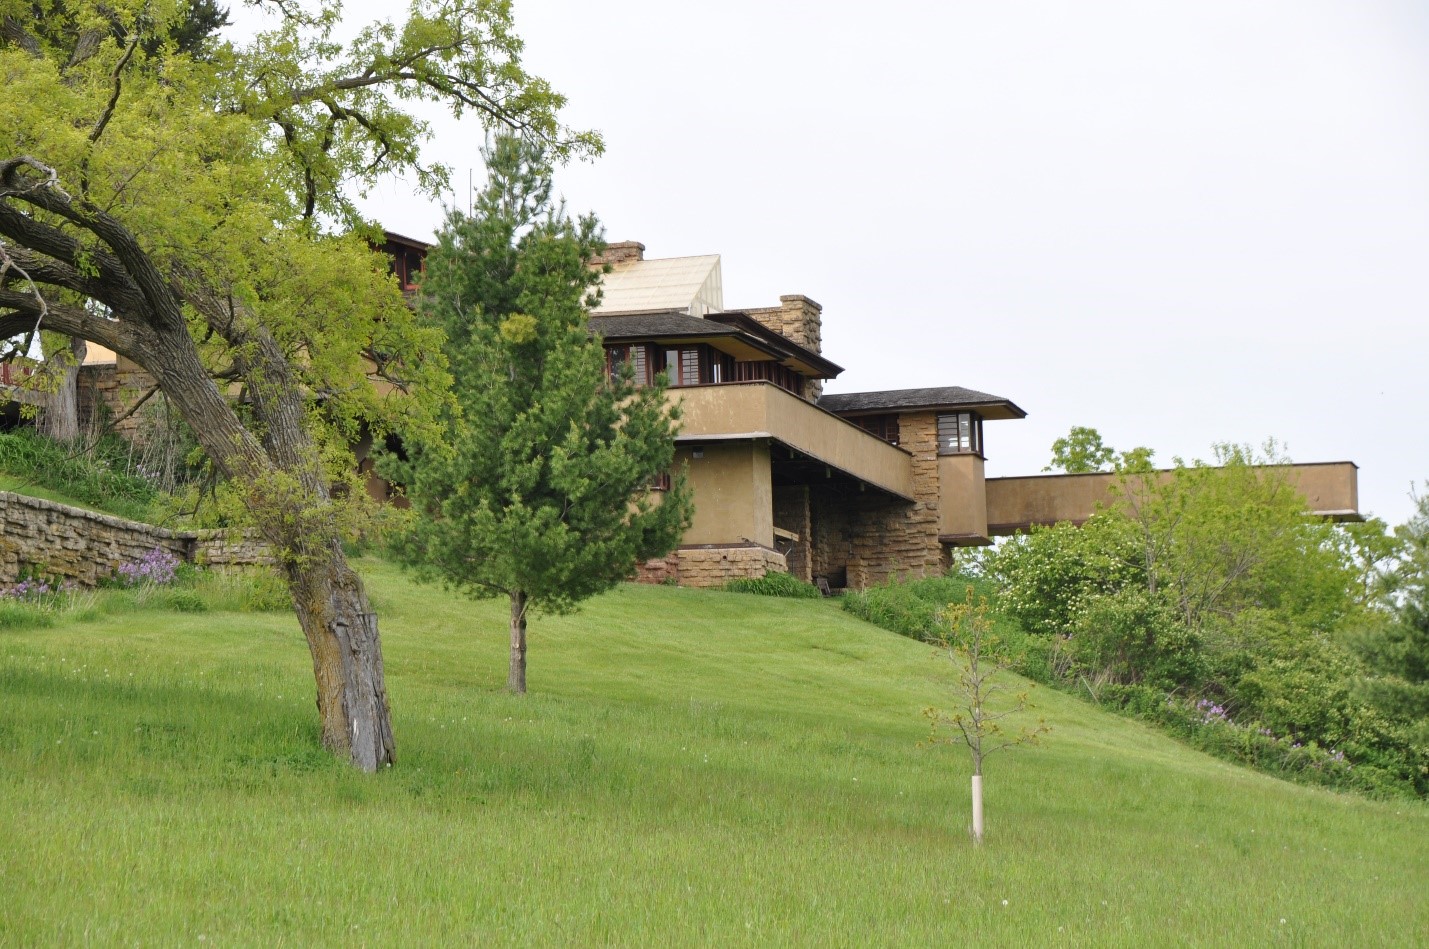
[663,347,702,387]
[732,360,805,397]
[659,345,736,387]
[853,414,900,446]
[605,344,651,384]
[937,412,983,456]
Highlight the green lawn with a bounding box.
[0,473,102,511]
[2,559,1425,944]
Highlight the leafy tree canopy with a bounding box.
[0,0,600,768]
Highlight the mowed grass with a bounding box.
[2,560,1425,945]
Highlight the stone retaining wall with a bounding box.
[673,544,787,588]
[0,491,273,586]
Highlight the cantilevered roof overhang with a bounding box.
[589,311,843,379]
[818,385,1027,421]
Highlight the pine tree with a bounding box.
[393,136,692,694]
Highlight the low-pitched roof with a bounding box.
[588,312,738,341]
[818,386,1027,421]
[588,311,842,380]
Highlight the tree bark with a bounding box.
[142,322,398,771]
[285,540,395,768]
[37,334,84,443]
[508,588,528,694]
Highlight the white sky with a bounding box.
[288,1,1429,525]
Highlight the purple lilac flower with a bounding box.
[2,579,52,601]
[117,548,180,587]
[1195,699,1231,725]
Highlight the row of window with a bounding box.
[855,411,983,456]
[604,343,804,396]
[604,342,985,457]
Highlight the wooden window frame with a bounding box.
[937,411,984,457]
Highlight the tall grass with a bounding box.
[1,559,1425,944]
[0,429,159,521]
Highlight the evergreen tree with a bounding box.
[394,136,692,694]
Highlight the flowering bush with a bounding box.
[116,548,181,587]
[0,575,82,629]
[1,577,76,602]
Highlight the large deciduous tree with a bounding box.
[391,136,691,695]
[0,0,597,769]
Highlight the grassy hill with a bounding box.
[2,559,1425,944]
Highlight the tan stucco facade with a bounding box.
[938,453,989,541]
[673,382,914,500]
[676,440,774,548]
[984,461,1361,535]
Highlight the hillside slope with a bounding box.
[2,559,1425,944]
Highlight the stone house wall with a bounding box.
[77,357,158,439]
[0,491,273,586]
[807,411,950,590]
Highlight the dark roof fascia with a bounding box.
[705,311,844,379]
[382,230,432,250]
[589,311,843,379]
[818,386,1028,420]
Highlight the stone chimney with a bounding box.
[745,294,825,401]
[747,294,823,354]
[589,240,645,267]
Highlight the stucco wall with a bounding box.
[984,461,1360,534]
[0,491,273,586]
[677,441,774,547]
[938,453,988,540]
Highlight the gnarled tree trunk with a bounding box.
[1,156,398,772]
[37,334,83,443]
[141,311,398,770]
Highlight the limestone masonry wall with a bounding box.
[673,544,787,588]
[77,356,158,439]
[1,491,273,586]
[808,411,949,590]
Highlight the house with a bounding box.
[61,234,1362,590]
[584,241,1361,589]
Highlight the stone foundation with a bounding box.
[672,544,787,588]
[1,491,273,586]
[631,553,681,585]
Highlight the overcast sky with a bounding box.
[317,1,1428,526]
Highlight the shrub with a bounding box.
[116,548,181,587]
[724,571,821,599]
[842,575,1013,643]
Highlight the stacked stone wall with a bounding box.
[673,544,787,588]
[631,553,680,585]
[772,485,812,582]
[0,491,273,586]
[77,357,157,439]
[807,411,950,590]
